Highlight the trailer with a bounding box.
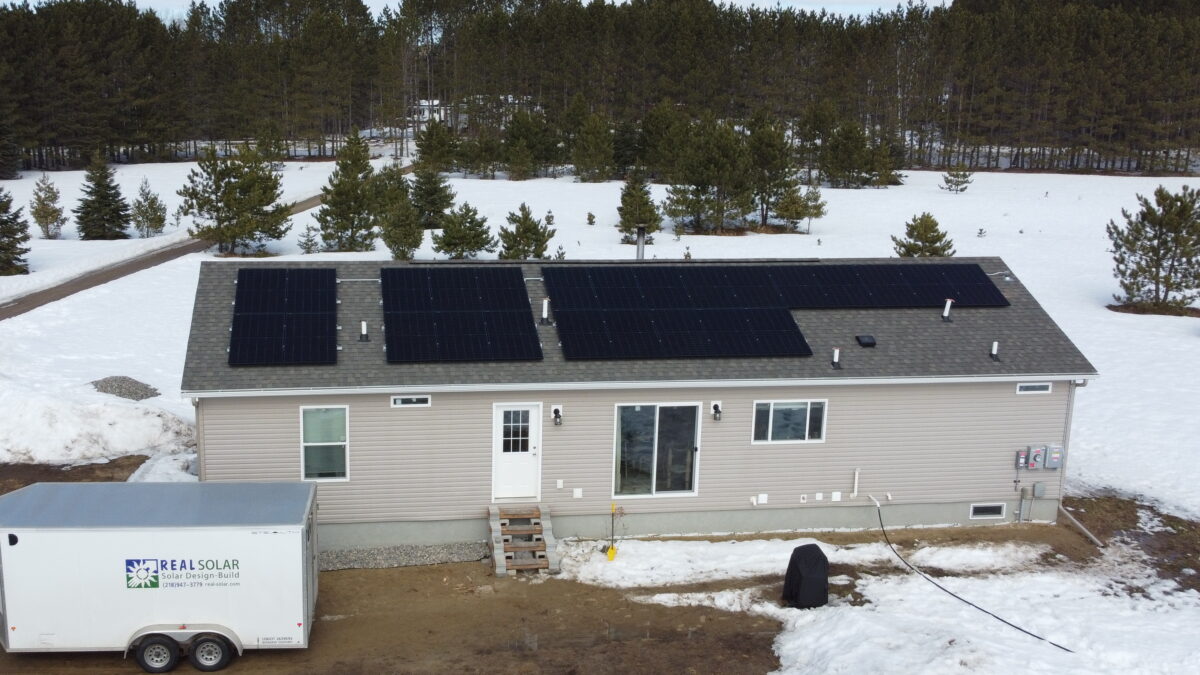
[0,481,318,672]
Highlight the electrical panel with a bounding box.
[1027,445,1047,469]
[1015,448,1029,469]
[1044,445,1064,470]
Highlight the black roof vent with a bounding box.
[856,335,877,348]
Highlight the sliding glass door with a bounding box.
[614,404,699,496]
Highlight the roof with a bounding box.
[181,257,1097,395]
[0,482,315,529]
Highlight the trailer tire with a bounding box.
[188,635,233,671]
[135,635,180,673]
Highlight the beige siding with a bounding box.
[198,381,1070,525]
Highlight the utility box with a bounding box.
[0,482,318,673]
[1026,445,1047,470]
[1044,445,1065,470]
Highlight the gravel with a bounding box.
[90,375,160,401]
[319,541,490,572]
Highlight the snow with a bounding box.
[560,537,1200,674]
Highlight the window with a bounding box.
[614,404,699,497]
[301,407,348,480]
[391,395,431,408]
[1016,383,1052,395]
[752,400,827,443]
[970,503,1005,519]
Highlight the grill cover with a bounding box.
[781,543,829,609]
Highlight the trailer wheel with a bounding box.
[188,635,233,671]
[135,635,180,673]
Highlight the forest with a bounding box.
[0,0,1198,174]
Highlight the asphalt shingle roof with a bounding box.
[181,257,1097,395]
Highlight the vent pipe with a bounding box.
[990,341,999,361]
[636,226,646,260]
[831,347,841,369]
[541,298,550,325]
[359,320,369,342]
[942,298,954,322]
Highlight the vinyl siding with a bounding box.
[198,381,1070,525]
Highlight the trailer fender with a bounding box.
[124,625,244,658]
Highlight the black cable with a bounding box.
[872,502,1074,654]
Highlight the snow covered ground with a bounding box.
[558,537,1200,673]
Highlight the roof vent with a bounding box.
[855,335,876,348]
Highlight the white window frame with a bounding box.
[299,405,349,482]
[969,503,1006,520]
[750,399,829,444]
[611,402,702,500]
[1016,382,1052,395]
[390,394,432,408]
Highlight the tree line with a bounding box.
[1,0,1198,175]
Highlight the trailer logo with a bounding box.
[126,559,160,589]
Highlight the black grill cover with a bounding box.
[781,543,829,609]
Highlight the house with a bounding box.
[181,257,1096,559]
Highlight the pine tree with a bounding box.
[432,202,496,259]
[498,203,555,259]
[415,121,457,173]
[315,129,376,251]
[940,165,974,193]
[373,164,422,260]
[178,145,292,254]
[410,165,455,230]
[662,115,753,233]
[820,123,871,188]
[0,188,31,275]
[298,225,320,254]
[1106,185,1200,311]
[74,153,130,240]
[774,185,807,233]
[801,185,827,234]
[616,168,661,243]
[0,128,19,180]
[505,138,535,181]
[573,113,614,182]
[748,116,797,227]
[130,178,167,238]
[892,213,955,257]
[29,174,67,239]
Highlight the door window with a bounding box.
[615,404,699,496]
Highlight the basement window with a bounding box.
[1016,383,1052,395]
[391,395,431,408]
[970,503,1005,519]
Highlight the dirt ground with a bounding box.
[1,460,1197,673]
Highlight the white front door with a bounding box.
[493,403,542,500]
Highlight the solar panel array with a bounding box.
[381,267,543,363]
[543,264,1008,360]
[228,268,338,366]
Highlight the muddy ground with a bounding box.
[0,460,1196,673]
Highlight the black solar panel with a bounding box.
[543,263,1007,361]
[229,268,338,366]
[381,267,543,363]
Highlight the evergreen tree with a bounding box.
[298,225,320,254]
[940,165,974,193]
[178,145,292,254]
[0,188,30,275]
[415,121,457,173]
[498,203,555,259]
[892,213,955,257]
[0,124,19,180]
[316,129,376,251]
[130,178,167,238]
[1106,185,1200,311]
[29,173,67,239]
[820,123,871,188]
[662,115,753,233]
[774,183,826,234]
[801,185,827,234]
[432,202,495,259]
[410,165,455,229]
[616,168,661,243]
[747,116,797,227]
[505,138,535,181]
[73,153,130,240]
[573,113,614,182]
[373,163,422,260]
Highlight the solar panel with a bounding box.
[381,267,543,363]
[543,263,1007,361]
[229,268,338,366]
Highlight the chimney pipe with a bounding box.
[942,298,954,322]
[359,320,369,342]
[636,226,646,260]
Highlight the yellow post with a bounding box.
[607,502,617,560]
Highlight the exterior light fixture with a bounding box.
[712,403,722,421]
[552,407,563,426]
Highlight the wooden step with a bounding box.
[506,559,549,571]
[498,506,541,519]
[501,524,543,536]
[504,540,547,553]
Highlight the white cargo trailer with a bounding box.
[0,481,318,672]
